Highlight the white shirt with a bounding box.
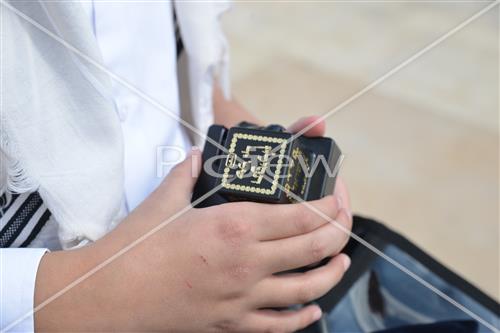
[1,2,189,331]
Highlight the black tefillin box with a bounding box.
[192,122,342,207]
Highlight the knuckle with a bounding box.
[213,319,238,332]
[294,207,314,231]
[224,261,252,282]
[213,210,251,245]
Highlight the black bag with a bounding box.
[300,215,499,333]
[191,123,499,332]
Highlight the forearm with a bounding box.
[34,234,139,331]
[33,194,191,332]
[34,246,109,331]
[212,84,261,127]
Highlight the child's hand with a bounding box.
[288,115,352,217]
[35,147,352,332]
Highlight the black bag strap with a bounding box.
[316,215,499,316]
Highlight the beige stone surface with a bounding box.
[222,3,499,301]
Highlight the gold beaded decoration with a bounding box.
[221,133,287,195]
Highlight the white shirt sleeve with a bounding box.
[1,248,48,332]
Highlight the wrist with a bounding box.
[33,240,126,331]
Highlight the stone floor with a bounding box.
[222,2,499,301]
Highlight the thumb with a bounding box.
[159,146,202,207]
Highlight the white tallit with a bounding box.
[0,1,231,248]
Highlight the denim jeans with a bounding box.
[325,245,499,333]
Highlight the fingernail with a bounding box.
[312,307,322,321]
[336,195,343,209]
[187,146,200,157]
[341,207,352,222]
[342,254,351,272]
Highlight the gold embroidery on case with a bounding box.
[222,133,287,195]
[284,147,309,202]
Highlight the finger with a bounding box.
[287,115,326,137]
[250,195,342,241]
[156,147,202,207]
[250,254,350,308]
[336,208,353,251]
[242,304,322,333]
[261,208,352,272]
[334,176,352,219]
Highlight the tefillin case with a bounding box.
[191,122,343,207]
[190,123,499,333]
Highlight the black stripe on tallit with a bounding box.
[0,192,43,247]
[20,209,51,248]
[0,192,20,213]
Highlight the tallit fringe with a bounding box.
[0,132,40,196]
